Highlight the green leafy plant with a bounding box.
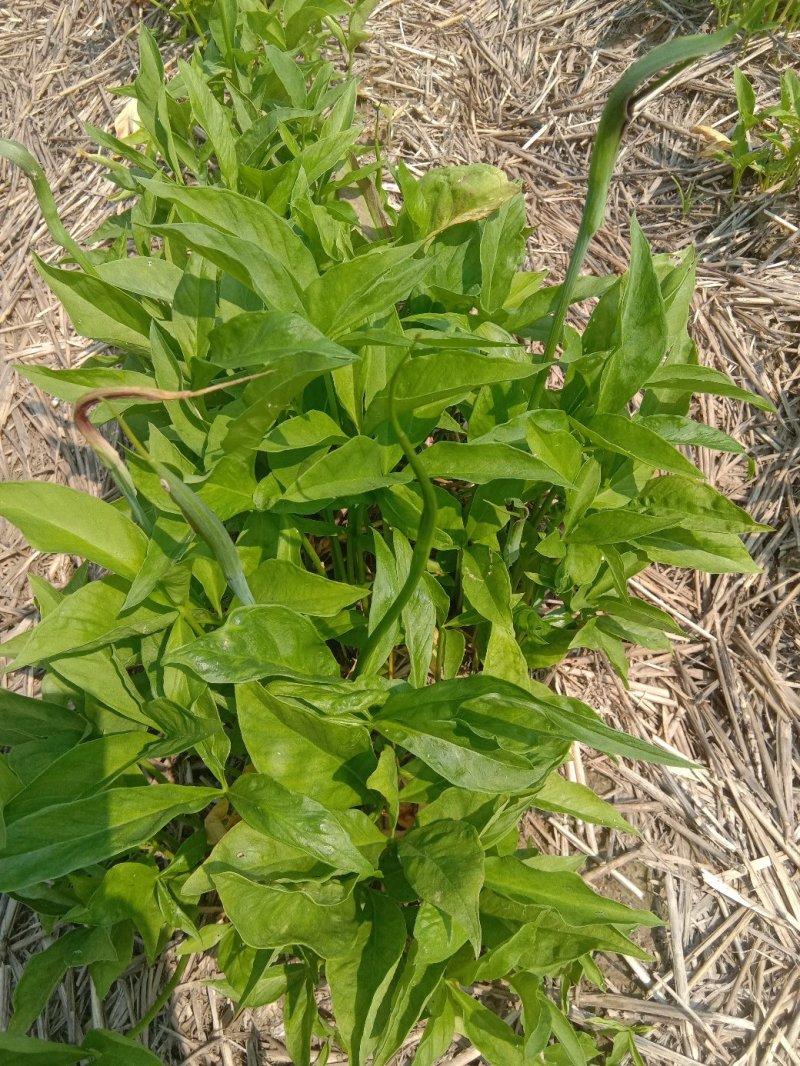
[705,66,800,196]
[713,0,800,32]
[0,2,773,1062]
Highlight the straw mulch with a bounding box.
[1,1,798,1063]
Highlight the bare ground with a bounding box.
[0,1,798,1063]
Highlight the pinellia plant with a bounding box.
[702,65,800,197]
[0,3,773,1063]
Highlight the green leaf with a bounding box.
[279,436,405,506]
[399,163,519,239]
[0,689,84,747]
[0,482,147,581]
[148,222,305,311]
[166,605,339,682]
[0,784,217,893]
[398,819,484,951]
[568,507,677,545]
[3,732,162,823]
[480,194,527,313]
[577,414,701,478]
[328,890,407,1066]
[84,862,165,961]
[96,256,184,303]
[543,999,589,1066]
[237,683,377,808]
[642,475,770,533]
[179,59,239,187]
[531,772,637,833]
[419,441,573,488]
[597,218,667,413]
[2,579,176,671]
[374,688,560,794]
[0,1035,85,1064]
[364,350,536,431]
[461,908,651,982]
[9,927,117,1034]
[207,310,355,371]
[637,414,746,455]
[283,965,317,1066]
[484,855,660,927]
[370,943,448,1066]
[644,363,776,412]
[80,1030,164,1066]
[449,985,525,1066]
[213,870,360,957]
[34,257,152,353]
[366,747,400,830]
[16,366,156,424]
[411,987,456,1066]
[638,527,761,573]
[306,243,429,337]
[228,773,374,874]
[248,558,366,616]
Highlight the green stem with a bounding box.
[301,532,328,577]
[327,511,347,583]
[128,953,191,1038]
[355,359,438,679]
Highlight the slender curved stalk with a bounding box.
[127,953,191,1038]
[354,360,438,679]
[532,27,736,403]
[0,139,99,276]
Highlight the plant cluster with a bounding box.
[706,65,800,197]
[0,2,772,1063]
[712,0,800,32]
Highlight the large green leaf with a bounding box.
[213,870,361,957]
[577,414,701,478]
[597,218,667,413]
[327,890,408,1066]
[0,784,218,893]
[0,690,84,747]
[148,222,304,311]
[374,682,563,794]
[484,855,660,927]
[306,243,429,337]
[279,435,406,506]
[418,441,572,487]
[228,773,374,874]
[237,683,376,808]
[644,363,776,412]
[144,181,320,285]
[35,257,152,353]
[638,527,760,573]
[530,772,636,833]
[9,927,118,1034]
[641,475,770,533]
[3,732,163,823]
[364,350,536,431]
[0,1035,85,1064]
[480,194,527,313]
[0,482,147,581]
[80,1030,164,1066]
[207,310,355,371]
[247,558,367,616]
[398,820,484,951]
[166,605,339,682]
[1,579,176,671]
[449,986,525,1066]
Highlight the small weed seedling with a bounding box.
[0,3,772,1063]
